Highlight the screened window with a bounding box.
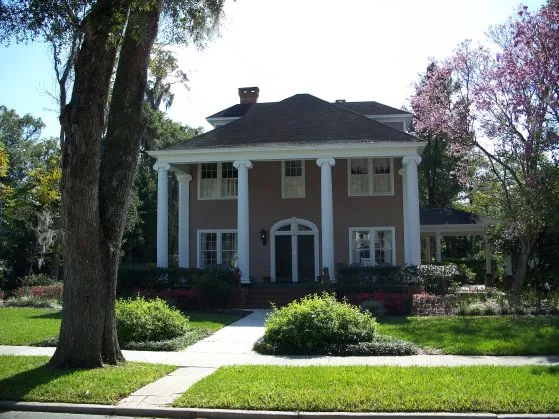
[198,230,238,268]
[348,158,393,195]
[199,162,238,199]
[349,227,395,266]
[282,160,305,198]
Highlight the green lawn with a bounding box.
[0,307,241,346]
[0,356,175,404]
[174,365,559,413]
[0,308,62,345]
[377,316,559,355]
[186,312,241,331]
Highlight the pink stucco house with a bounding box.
[148,87,427,284]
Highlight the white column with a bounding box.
[154,162,170,268]
[177,173,192,268]
[316,158,335,281]
[435,232,442,262]
[484,234,492,275]
[399,168,410,264]
[233,160,253,284]
[425,236,431,264]
[402,154,422,265]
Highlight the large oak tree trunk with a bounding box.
[51,0,161,369]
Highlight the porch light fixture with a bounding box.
[260,228,267,246]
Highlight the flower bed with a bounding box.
[15,283,63,301]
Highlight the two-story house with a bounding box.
[148,87,426,284]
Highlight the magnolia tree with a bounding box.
[411,4,559,290]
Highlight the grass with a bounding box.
[377,316,559,355]
[0,356,175,404]
[0,307,241,347]
[0,307,61,345]
[186,312,241,331]
[174,365,559,413]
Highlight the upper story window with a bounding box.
[349,227,395,266]
[198,162,238,200]
[348,158,393,196]
[282,160,305,198]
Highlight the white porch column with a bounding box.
[402,155,422,265]
[233,160,253,284]
[435,232,442,263]
[177,173,192,268]
[316,158,335,281]
[484,234,492,275]
[399,168,410,264]
[154,162,170,268]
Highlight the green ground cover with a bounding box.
[0,307,240,346]
[377,316,559,355]
[174,365,559,413]
[0,356,174,404]
[0,308,61,345]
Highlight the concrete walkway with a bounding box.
[2,309,559,410]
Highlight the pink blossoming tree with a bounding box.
[411,4,559,290]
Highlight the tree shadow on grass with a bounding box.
[30,311,62,320]
[530,366,559,375]
[0,363,75,403]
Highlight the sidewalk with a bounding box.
[1,309,559,410]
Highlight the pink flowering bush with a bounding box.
[131,287,200,309]
[15,283,63,302]
[350,292,411,315]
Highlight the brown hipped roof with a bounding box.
[168,94,417,150]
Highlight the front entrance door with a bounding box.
[275,235,292,282]
[271,218,319,283]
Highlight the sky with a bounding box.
[0,0,547,139]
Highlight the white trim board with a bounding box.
[148,142,426,164]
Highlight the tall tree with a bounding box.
[0,0,224,368]
[410,4,559,290]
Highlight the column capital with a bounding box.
[233,160,253,170]
[176,173,192,183]
[402,154,422,166]
[316,157,335,168]
[153,162,171,172]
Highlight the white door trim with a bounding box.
[270,217,319,283]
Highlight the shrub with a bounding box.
[115,296,190,344]
[260,293,378,354]
[132,288,200,309]
[351,292,411,315]
[15,283,63,302]
[360,299,386,317]
[0,289,4,300]
[411,293,459,316]
[459,300,500,316]
[417,264,461,295]
[117,265,200,294]
[3,296,61,310]
[336,265,411,294]
[189,268,235,308]
[19,273,58,287]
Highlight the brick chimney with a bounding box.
[238,86,259,104]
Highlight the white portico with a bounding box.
[148,90,425,283]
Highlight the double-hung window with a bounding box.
[198,162,238,199]
[348,158,393,195]
[198,230,238,268]
[282,160,305,198]
[349,227,395,266]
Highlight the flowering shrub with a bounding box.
[15,283,63,302]
[350,293,411,315]
[417,264,461,295]
[132,288,200,309]
[0,289,4,300]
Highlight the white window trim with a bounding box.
[347,158,394,196]
[348,227,397,266]
[197,162,238,200]
[281,160,306,199]
[197,229,237,268]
